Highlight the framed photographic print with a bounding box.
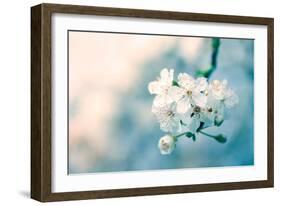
[31,3,274,202]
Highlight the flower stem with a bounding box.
[174,131,196,141]
[174,127,226,143]
[211,38,220,70]
[175,132,189,138]
[195,38,221,79]
[198,130,217,138]
[198,130,227,143]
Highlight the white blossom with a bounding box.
[169,73,208,114]
[158,135,176,155]
[224,88,239,108]
[148,68,174,107]
[184,105,207,133]
[149,69,239,154]
[203,95,225,126]
[209,79,239,108]
[152,102,183,133]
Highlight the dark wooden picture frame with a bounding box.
[31,3,274,202]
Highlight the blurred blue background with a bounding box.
[68,33,254,174]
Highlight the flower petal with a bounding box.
[195,77,208,92]
[224,89,239,108]
[160,68,174,82]
[168,86,185,102]
[148,81,160,94]
[160,120,171,132]
[192,93,207,108]
[153,95,167,107]
[178,73,195,90]
[189,116,201,133]
[176,98,191,114]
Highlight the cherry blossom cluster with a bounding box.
[148,68,239,155]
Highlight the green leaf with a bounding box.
[172,80,179,87]
[214,134,227,143]
[185,132,194,138]
[185,132,196,141]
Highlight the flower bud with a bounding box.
[158,135,176,155]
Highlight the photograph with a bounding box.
[68,31,254,174]
[30,3,273,201]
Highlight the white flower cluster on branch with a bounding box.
[148,68,239,155]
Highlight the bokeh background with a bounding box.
[68,31,254,174]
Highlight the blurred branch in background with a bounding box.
[196,38,220,78]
